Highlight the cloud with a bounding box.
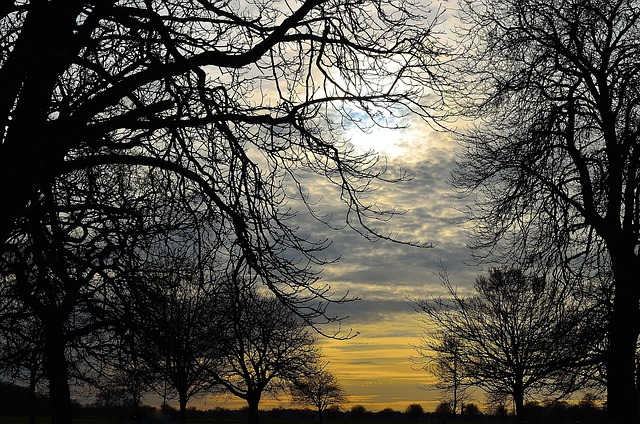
[279,113,484,340]
[254,108,487,413]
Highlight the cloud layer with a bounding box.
[274,117,486,412]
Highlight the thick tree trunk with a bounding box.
[179,392,188,423]
[246,393,261,424]
[605,263,640,424]
[44,332,72,424]
[0,2,85,246]
[512,381,524,424]
[602,239,640,423]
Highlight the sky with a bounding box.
[194,112,484,413]
[314,126,477,413]
[197,0,478,414]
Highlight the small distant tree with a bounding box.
[350,405,368,421]
[413,331,471,415]
[462,403,481,416]
[434,401,453,415]
[379,407,398,422]
[130,219,226,423]
[404,404,424,422]
[137,269,221,423]
[485,392,509,421]
[290,365,348,424]
[578,392,600,410]
[95,360,151,413]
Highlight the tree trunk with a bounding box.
[512,381,524,424]
[0,1,85,246]
[44,332,72,424]
[318,408,324,424]
[606,259,640,423]
[246,393,261,424]
[179,396,188,423]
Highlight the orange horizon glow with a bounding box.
[172,311,444,414]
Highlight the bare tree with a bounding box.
[0,163,221,424]
[135,260,223,423]
[403,403,425,422]
[0,312,45,424]
[449,1,640,420]
[412,332,471,416]
[485,391,510,420]
[0,5,444,422]
[412,267,603,424]
[215,282,320,424]
[290,364,348,424]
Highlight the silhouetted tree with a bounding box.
[404,403,424,422]
[434,401,453,415]
[98,331,153,414]
[412,332,471,416]
[290,364,348,424]
[349,405,368,421]
[462,403,481,417]
[450,1,640,420]
[0,0,444,243]
[94,365,147,413]
[143,278,222,423]
[379,407,399,422]
[0,314,45,424]
[0,163,223,424]
[0,0,444,311]
[0,166,145,424]
[413,267,602,424]
[485,392,509,421]
[131,227,226,423]
[215,283,320,424]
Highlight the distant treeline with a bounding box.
[0,382,607,424]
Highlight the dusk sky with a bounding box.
[199,1,480,413]
[6,1,634,422]
[197,107,483,412]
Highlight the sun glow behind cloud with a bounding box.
[346,124,412,160]
[295,117,478,412]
